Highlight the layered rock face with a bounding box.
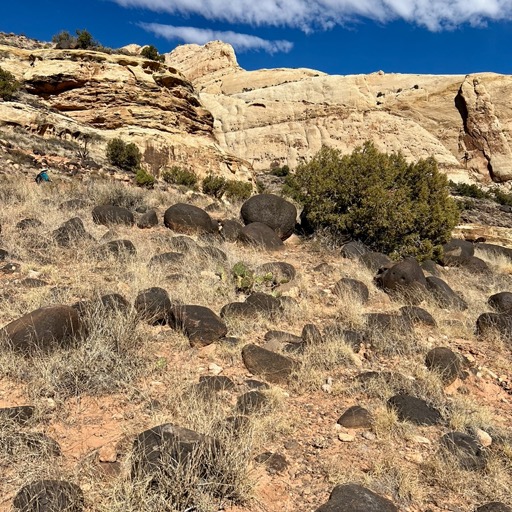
[0,44,252,180]
[167,41,512,182]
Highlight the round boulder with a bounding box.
[239,222,284,251]
[241,343,296,384]
[163,203,217,235]
[13,480,84,512]
[387,394,442,426]
[334,278,369,303]
[476,504,512,512]
[241,194,297,240]
[426,276,467,311]
[1,305,81,354]
[425,347,462,385]
[134,287,173,324]
[170,305,227,347]
[137,209,158,229]
[378,258,427,304]
[337,405,373,429]
[440,432,487,470]
[92,205,134,226]
[488,292,512,314]
[315,483,398,512]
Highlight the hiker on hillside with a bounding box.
[35,167,51,184]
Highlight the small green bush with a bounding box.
[135,168,155,187]
[224,180,252,202]
[287,142,459,260]
[52,30,76,49]
[161,166,198,188]
[269,165,290,177]
[0,67,19,101]
[202,174,227,198]
[491,188,512,207]
[449,181,491,200]
[106,138,142,171]
[141,45,165,62]
[75,29,95,49]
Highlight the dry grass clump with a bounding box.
[0,303,148,401]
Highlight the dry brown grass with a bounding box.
[0,176,512,512]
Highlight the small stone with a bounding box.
[99,443,117,463]
[361,431,376,441]
[410,435,431,445]
[208,363,223,375]
[405,453,424,464]
[338,433,356,442]
[475,428,492,447]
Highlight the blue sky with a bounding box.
[2,0,512,75]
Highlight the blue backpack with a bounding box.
[35,170,50,184]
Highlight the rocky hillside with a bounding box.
[0,36,252,182]
[167,41,512,182]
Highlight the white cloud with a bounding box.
[114,0,512,31]
[139,23,293,53]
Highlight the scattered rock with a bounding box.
[440,432,487,470]
[99,239,137,258]
[488,292,512,314]
[240,194,297,240]
[255,261,296,285]
[387,394,442,426]
[163,203,217,234]
[13,480,84,512]
[476,503,512,512]
[315,483,398,512]
[236,390,270,414]
[337,406,373,429]
[378,258,427,304]
[239,222,284,250]
[197,375,235,393]
[220,219,244,241]
[425,347,463,385]
[426,276,468,311]
[340,241,370,259]
[334,278,369,303]
[241,344,296,384]
[400,306,437,327]
[170,305,228,347]
[476,312,512,338]
[0,305,81,354]
[52,217,93,247]
[137,209,158,229]
[301,323,323,345]
[92,205,134,226]
[134,287,173,324]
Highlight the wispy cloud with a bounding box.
[115,0,512,31]
[139,23,293,53]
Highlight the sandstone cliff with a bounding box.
[0,43,252,181]
[167,41,512,182]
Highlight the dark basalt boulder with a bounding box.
[169,305,227,347]
[425,347,463,385]
[134,287,173,325]
[400,306,437,327]
[241,344,296,384]
[239,222,284,251]
[163,203,217,235]
[137,209,158,229]
[1,305,81,354]
[476,503,512,512]
[315,483,398,512]
[387,394,442,426]
[426,276,468,311]
[52,217,94,247]
[240,194,297,240]
[340,241,370,259]
[334,278,369,303]
[13,480,84,512]
[337,406,373,429]
[440,432,487,470]
[378,258,427,304]
[488,292,512,314]
[476,312,512,339]
[92,205,134,226]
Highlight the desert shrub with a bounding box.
[106,138,142,171]
[269,165,290,177]
[135,168,155,187]
[141,44,164,62]
[449,181,491,200]
[75,29,95,49]
[491,188,512,207]
[52,30,76,49]
[224,180,252,202]
[202,174,227,198]
[0,67,19,101]
[162,166,198,188]
[287,142,459,260]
